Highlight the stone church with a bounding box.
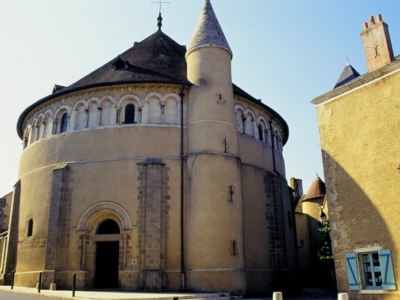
[0,0,297,294]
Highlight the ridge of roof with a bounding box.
[186,0,232,58]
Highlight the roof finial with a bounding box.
[157,12,163,30]
[346,56,350,65]
[152,0,169,30]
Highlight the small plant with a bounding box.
[319,217,333,261]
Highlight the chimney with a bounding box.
[290,178,303,198]
[361,14,394,72]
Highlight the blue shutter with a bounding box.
[345,253,360,290]
[378,249,396,290]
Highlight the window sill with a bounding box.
[358,289,388,294]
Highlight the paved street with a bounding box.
[0,290,60,299]
[0,286,338,300]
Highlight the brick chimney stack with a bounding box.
[361,14,394,73]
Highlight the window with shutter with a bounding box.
[378,249,396,290]
[345,252,360,290]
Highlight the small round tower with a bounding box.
[185,0,246,293]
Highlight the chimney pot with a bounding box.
[370,16,375,25]
[363,22,368,30]
[361,14,394,72]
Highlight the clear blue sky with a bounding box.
[1,0,399,196]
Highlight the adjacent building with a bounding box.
[294,177,332,287]
[312,14,399,299]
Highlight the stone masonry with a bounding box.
[136,158,170,291]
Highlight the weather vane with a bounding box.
[152,0,170,14]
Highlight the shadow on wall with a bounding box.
[323,150,396,298]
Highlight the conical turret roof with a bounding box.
[186,0,232,58]
[303,176,326,201]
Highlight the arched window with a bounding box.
[97,219,120,235]
[258,124,264,142]
[125,104,135,124]
[60,113,68,133]
[27,219,33,237]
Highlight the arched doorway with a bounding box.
[95,219,120,288]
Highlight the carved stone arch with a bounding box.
[163,93,180,124]
[256,116,268,142]
[234,105,245,134]
[54,104,72,133]
[234,104,245,114]
[144,92,163,124]
[99,96,116,126]
[43,108,54,118]
[244,109,256,137]
[270,122,281,150]
[36,113,45,122]
[100,95,116,106]
[76,201,133,232]
[29,117,39,143]
[144,92,163,103]
[87,97,101,107]
[86,98,100,128]
[39,109,53,138]
[116,94,142,108]
[116,94,142,125]
[72,99,88,110]
[31,117,38,127]
[256,115,268,126]
[163,93,180,102]
[54,104,72,118]
[244,108,256,120]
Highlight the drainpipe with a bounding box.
[179,86,186,291]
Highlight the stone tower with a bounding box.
[185,0,246,293]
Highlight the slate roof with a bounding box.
[187,0,232,58]
[333,63,361,89]
[17,26,289,145]
[69,29,191,88]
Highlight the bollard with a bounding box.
[38,272,42,293]
[273,291,283,300]
[72,273,76,297]
[338,293,349,300]
[11,270,15,290]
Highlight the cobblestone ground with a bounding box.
[265,288,337,300]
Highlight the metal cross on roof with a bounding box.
[152,0,170,14]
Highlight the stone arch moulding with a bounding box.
[116,94,142,108]
[144,92,163,103]
[86,97,101,107]
[76,201,133,231]
[256,115,268,127]
[43,108,54,118]
[72,99,88,110]
[100,95,116,105]
[162,93,180,103]
[234,104,245,113]
[54,104,72,118]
